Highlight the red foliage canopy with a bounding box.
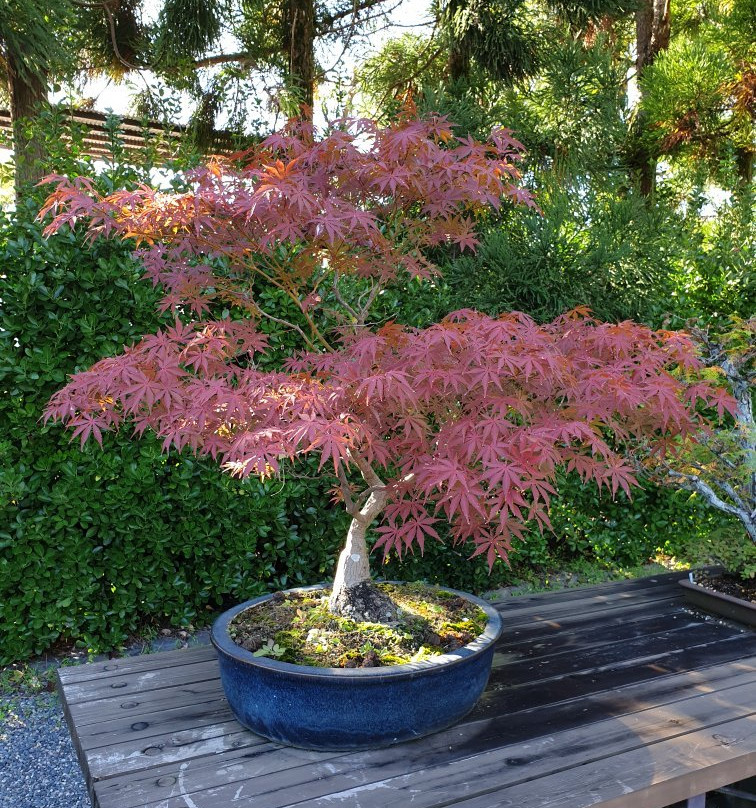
[41,115,730,568]
[40,115,535,347]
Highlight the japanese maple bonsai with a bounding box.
[39,113,732,747]
[40,112,731,622]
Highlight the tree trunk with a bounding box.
[447,45,470,83]
[666,351,756,547]
[331,515,374,598]
[328,487,399,623]
[736,148,753,187]
[6,49,49,198]
[631,0,670,198]
[635,0,670,75]
[283,0,315,114]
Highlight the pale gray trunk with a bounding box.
[328,460,400,623]
[666,354,755,545]
[669,469,756,544]
[329,487,387,611]
[722,357,755,543]
[330,515,374,600]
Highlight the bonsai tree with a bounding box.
[656,318,755,577]
[40,114,732,622]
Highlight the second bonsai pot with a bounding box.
[680,574,756,628]
[211,583,503,751]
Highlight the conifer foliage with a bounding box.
[41,114,731,617]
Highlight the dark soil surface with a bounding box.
[693,572,756,603]
[229,582,488,668]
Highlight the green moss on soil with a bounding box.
[228,583,488,668]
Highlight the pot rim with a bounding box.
[211,582,503,680]
[679,576,756,610]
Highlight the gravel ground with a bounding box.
[0,630,211,808]
[0,693,89,808]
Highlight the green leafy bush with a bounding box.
[439,185,683,327]
[671,197,755,323]
[685,526,756,580]
[0,202,346,664]
[546,474,732,567]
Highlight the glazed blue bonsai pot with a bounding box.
[211,584,503,751]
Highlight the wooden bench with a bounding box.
[57,572,756,808]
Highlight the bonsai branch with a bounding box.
[331,272,361,323]
[668,470,756,543]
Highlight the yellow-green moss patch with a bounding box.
[228,583,488,668]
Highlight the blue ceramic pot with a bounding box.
[211,583,503,750]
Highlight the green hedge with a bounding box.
[380,473,729,591]
[546,473,731,567]
[0,202,347,664]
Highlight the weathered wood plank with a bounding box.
[501,609,699,660]
[489,572,684,608]
[56,668,99,808]
[115,682,756,808]
[498,587,682,626]
[496,596,692,651]
[62,658,221,705]
[94,741,346,808]
[57,646,216,685]
[87,722,265,780]
[481,633,756,719]
[449,714,756,808]
[75,698,233,749]
[67,677,225,727]
[490,620,749,684]
[93,660,756,808]
[468,656,756,755]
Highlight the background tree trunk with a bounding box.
[736,147,753,187]
[447,45,470,83]
[283,0,315,113]
[6,49,49,198]
[632,0,670,197]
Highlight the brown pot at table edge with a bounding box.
[679,569,756,628]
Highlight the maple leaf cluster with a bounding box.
[40,115,536,347]
[40,114,733,572]
[44,307,730,569]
